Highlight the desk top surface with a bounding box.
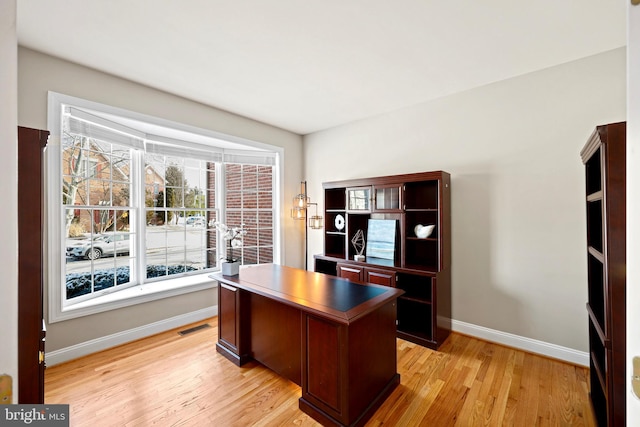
[212,264,404,324]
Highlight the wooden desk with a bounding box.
[212,264,404,427]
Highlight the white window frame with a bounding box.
[47,92,284,323]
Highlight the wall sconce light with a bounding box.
[292,181,323,269]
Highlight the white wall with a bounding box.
[628,2,640,423]
[304,48,626,353]
[0,0,18,402]
[18,47,305,353]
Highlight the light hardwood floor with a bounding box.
[45,317,596,426]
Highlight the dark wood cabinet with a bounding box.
[315,170,451,349]
[337,263,398,288]
[580,122,626,426]
[373,183,402,212]
[337,262,364,281]
[18,127,48,404]
[365,267,397,288]
[216,283,250,366]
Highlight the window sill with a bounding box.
[50,272,218,323]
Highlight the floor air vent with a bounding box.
[178,323,211,336]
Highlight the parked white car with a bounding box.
[185,216,206,227]
[66,233,130,260]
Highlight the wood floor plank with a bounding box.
[45,318,596,426]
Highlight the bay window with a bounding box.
[48,92,282,322]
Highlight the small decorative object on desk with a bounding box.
[414,224,435,239]
[212,220,248,275]
[351,229,366,261]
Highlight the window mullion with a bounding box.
[133,150,145,285]
[217,163,226,264]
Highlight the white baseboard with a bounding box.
[46,306,218,367]
[46,308,588,368]
[452,319,589,367]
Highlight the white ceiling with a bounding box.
[17,0,626,135]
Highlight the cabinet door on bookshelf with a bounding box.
[337,263,397,288]
[337,263,364,282]
[373,184,402,212]
[365,267,396,288]
[347,186,371,212]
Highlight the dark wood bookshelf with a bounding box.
[314,170,451,350]
[580,121,626,426]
